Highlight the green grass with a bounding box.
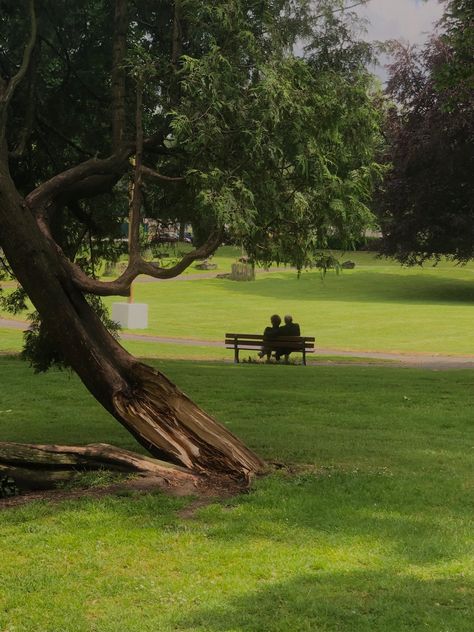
[0,328,390,365]
[0,329,24,353]
[0,357,473,631]
[4,250,474,355]
[109,258,474,355]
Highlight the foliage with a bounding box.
[1,0,382,265]
[21,294,120,373]
[377,0,474,264]
[0,0,384,371]
[155,3,383,269]
[437,0,474,101]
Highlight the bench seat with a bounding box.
[225,333,315,365]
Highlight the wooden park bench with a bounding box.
[225,333,315,365]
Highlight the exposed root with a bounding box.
[0,441,255,508]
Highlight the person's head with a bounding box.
[270,314,281,327]
[284,314,293,324]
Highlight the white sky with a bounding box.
[355,0,444,45]
[353,0,445,80]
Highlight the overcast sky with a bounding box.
[355,0,444,45]
[352,0,445,80]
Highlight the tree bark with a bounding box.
[111,0,128,152]
[0,151,264,486]
[0,442,199,492]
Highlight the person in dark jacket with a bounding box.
[275,314,301,362]
[257,314,281,361]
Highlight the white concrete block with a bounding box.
[111,302,148,329]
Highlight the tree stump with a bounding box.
[230,262,255,281]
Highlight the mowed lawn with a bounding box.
[3,250,474,355]
[111,252,474,355]
[0,357,473,631]
[110,268,474,355]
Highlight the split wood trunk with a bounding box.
[0,149,264,489]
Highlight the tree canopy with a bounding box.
[2,0,382,280]
[377,0,474,264]
[0,0,383,483]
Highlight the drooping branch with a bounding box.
[25,129,170,218]
[137,230,223,279]
[0,0,37,138]
[141,165,185,182]
[25,150,133,216]
[314,0,370,21]
[65,229,223,296]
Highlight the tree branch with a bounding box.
[25,149,133,216]
[314,0,370,21]
[111,0,128,151]
[65,230,223,296]
[138,230,223,279]
[25,128,170,217]
[128,84,144,261]
[0,0,37,138]
[141,165,185,182]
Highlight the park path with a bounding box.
[2,317,474,369]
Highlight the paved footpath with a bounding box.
[2,317,474,369]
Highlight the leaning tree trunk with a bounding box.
[0,153,264,485]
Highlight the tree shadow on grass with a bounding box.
[175,571,473,632]
[217,271,474,306]
[1,467,471,631]
[194,469,472,567]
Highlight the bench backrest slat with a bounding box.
[225,332,316,364]
[225,333,314,351]
[225,333,315,342]
[225,339,314,347]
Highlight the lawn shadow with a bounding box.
[193,467,472,569]
[175,571,472,631]
[216,271,474,306]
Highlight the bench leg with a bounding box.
[303,349,306,366]
[234,346,239,363]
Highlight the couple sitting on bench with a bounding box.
[257,314,301,362]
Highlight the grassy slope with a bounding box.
[3,250,474,355]
[114,259,474,355]
[0,357,473,631]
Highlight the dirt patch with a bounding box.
[0,471,249,511]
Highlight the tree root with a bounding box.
[0,442,244,501]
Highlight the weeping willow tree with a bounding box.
[0,0,381,491]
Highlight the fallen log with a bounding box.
[0,442,201,493]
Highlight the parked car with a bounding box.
[150,232,179,244]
